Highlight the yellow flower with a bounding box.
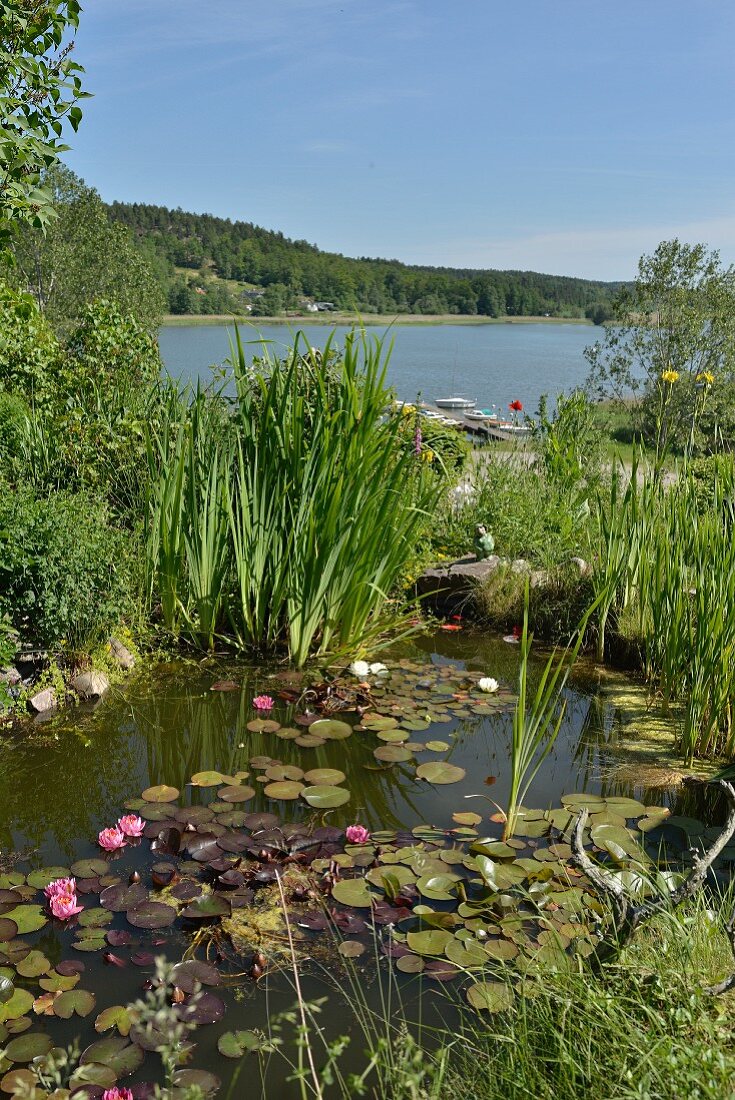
[661,369,679,384]
[696,371,715,385]
[401,404,416,416]
[421,448,435,463]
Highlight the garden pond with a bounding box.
[0,631,727,1098]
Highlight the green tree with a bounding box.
[0,1,87,236]
[585,240,735,453]
[8,165,165,332]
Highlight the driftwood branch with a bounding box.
[571,779,735,990]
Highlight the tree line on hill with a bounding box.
[106,200,619,320]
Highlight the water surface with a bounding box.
[158,322,597,414]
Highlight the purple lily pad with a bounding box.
[127,902,177,929]
[100,883,148,913]
[170,960,221,993]
[178,991,225,1025]
[106,930,133,947]
[170,881,203,902]
[242,812,279,830]
[131,951,156,967]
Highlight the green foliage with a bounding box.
[0,1,87,235]
[432,452,592,569]
[106,200,618,319]
[145,330,440,663]
[530,389,603,490]
[0,282,62,408]
[445,898,735,1100]
[0,487,132,649]
[8,166,165,333]
[586,239,735,454]
[0,391,29,475]
[685,452,735,514]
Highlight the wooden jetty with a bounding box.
[419,403,530,443]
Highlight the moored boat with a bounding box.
[435,395,476,409]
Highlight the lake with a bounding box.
[158,322,599,413]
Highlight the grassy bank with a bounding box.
[161,312,595,328]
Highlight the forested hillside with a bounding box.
[106,201,618,320]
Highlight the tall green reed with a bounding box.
[503,581,590,840]
[144,330,439,664]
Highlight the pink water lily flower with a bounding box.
[98,826,126,851]
[50,892,83,920]
[44,876,76,900]
[103,1088,134,1100]
[252,694,275,710]
[118,814,145,838]
[345,824,371,845]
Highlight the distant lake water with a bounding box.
[158,322,598,413]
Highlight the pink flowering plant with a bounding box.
[50,892,84,920]
[252,694,274,710]
[44,876,76,899]
[118,813,145,837]
[98,825,126,851]
[103,1088,134,1100]
[345,824,371,845]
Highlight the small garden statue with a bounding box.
[474,524,495,560]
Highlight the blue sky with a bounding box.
[65,0,735,281]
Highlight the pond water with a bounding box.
[0,632,710,1097]
[158,322,597,415]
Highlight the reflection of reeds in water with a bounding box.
[131,674,427,834]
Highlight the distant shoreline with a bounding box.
[161,313,594,329]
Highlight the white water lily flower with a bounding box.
[369,662,388,676]
[478,677,499,694]
[349,660,370,677]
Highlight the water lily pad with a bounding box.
[331,879,374,908]
[303,768,346,786]
[219,785,256,803]
[263,781,304,800]
[26,867,71,890]
[416,874,460,901]
[69,1063,118,1090]
[127,902,177,929]
[396,954,425,973]
[95,1004,132,1036]
[81,1034,145,1075]
[264,765,304,782]
[2,907,46,934]
[190,770,227,787]
[179,991,225,1025]
[15,951,50,978]
[141,784,180,803]
[415,762,466,785]
[181,895,231,920]
[376,729,410,743]
[78,907,113,928]
[295,734,326,747]
[466,981,514,1012]
[374,745,413,763]
[174,1068,221,1096]
[0,989,32,1022]
[0,920,18,944]
[338,940,366,958]
[4,1032,53,1062]
[302,785,351,809]
[0,977,13,1005]
[309,719,352,740]
[170,960,221,992]
[406,930,453,956]
[100,883,148,912]
[53,988,96,1018]
[218,1030,266,1058]
[362,716,399,730]
[0,1069,36,1093]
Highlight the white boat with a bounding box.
[465,408,498,421]
[435,396,476,410]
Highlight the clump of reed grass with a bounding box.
[145,330,440,665]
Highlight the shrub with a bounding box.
[0,283,62,409]
[0,488,133,649]
[0,392,29,477]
